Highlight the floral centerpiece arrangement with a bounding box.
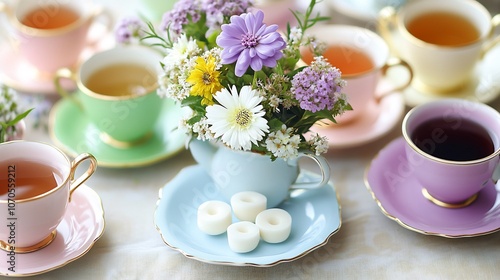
[0,85,32,143]
[116,0,350,160]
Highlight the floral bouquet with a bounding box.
[116,0,350,160]
[0,85,32,143]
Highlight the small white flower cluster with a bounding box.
[157,34,203,101]
[307,133,329,156]
[0,86,20,124]
[265,124,301,160]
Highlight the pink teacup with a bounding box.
[0,141,97,253]
[305,25,413,124]
[0,0,112,73]
[402,99,500,208]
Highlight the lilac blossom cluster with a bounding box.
[291,56,346,113]
[114,17,146,44]
[160,0,254,36]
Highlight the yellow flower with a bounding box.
[187,55,223,105]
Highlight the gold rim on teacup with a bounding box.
[0,141,97,204]
[0,2,102,37]
[402,107,500,166]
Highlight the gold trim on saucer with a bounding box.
[99,131,153,149]
[0,230,56,254]
[364,147,500,238]
[421,188,478,209]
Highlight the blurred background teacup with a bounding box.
[0,0,112,73]
[0,141,96,252]
[303,24,412,124]
[137,0,177,22]
[54,45,163,148]
[379,0,500,94]
[402,99,500,208]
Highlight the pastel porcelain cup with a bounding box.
[0,0,113,73]
[138,0,177,22]
[378,0,500,94]
[0,141,97,253]
[305,25,412,124]
[54,45,163,148]
[189,139,330,208]
[402,99,500,208]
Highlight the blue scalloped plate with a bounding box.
[154,165,341,266]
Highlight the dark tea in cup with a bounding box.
[410,117,494,161]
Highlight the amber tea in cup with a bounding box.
[302,45,375,76]
[0,160,62,200]
[406,12,480,47]
[85,63,157,97]
[21,4,79,29]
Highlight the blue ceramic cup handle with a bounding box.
[290,152,330,190]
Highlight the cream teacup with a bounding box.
[379,0,500,94]
[304,25,413,124]
[0,0,112,73]
[55,45,164,148]
[402,99,500,208]
[0,141,97,252]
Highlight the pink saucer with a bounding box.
[365,137,500,238]
[0,185,105,277]
[310,86,405,149]
[0,27,113,95]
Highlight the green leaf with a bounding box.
[5,108,33,127]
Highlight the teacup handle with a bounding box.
[68,153,97,202]
[54,68,83,109]
[375,57,414,101]
[86,7,114,47]
[289,152,330,190]
[481,14,500,58]
[377,6,398,56]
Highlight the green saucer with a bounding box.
[49,97,187,168]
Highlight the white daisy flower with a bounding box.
[206,85,269,151]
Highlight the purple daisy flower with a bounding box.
[216,10,286,77]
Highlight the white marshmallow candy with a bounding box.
[230,191,267,222]
[227,221,260,253]
[255,208,292,243]
[197,201,232,235]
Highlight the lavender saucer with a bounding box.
[365,137,500,238]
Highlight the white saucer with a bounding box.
[388,38,500,107]
[155,165,341,267]
[365,137,500,238]
[0,185,105,277]
[309,82,405,149]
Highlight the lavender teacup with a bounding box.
[402,99,500,208]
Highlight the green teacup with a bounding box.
[55,45,163,148]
